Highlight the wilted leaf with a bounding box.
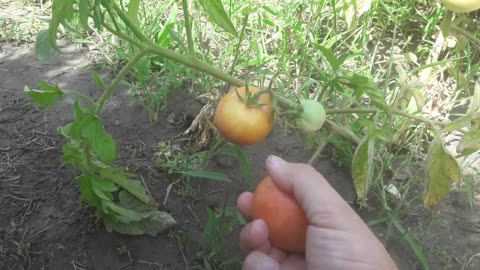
[352,136,375,199]
[103,211,177,236]
[199,0,237,36]
[424,137,461,208]
[91,176,117,201]
[24,82,63,107]
[99,167,155,206]
[103,191,177,236]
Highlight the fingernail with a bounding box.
[267,155,286,168]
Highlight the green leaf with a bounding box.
[442,115,472,133]
[24,82,64,107]
[60,138,89,171]
[99,167,155,206]
[315,44,340,71]
[103,191,177,236]
[424,136,461,208]
[92,0,104,30]
[343,73,390,115]
[49,0,75,49]
[460,117,480,151]
[91,176,117,201]
[103,201,151,223]
[78,0,90,30]
[103,209,177,236]
[75,173,101,207]
[467,80,480,114]
[220,143,251,186]
[352,136,375,200]
[127,0,140,27]
[72,115,116,164]
[155,3,178,47]
[91,71,105,87]
[35,30,53,61]
[174,170,231,182]
[199,0,237,36]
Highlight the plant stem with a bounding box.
[326,108,446,127]
[325,119,361,144]
[63,90,95,105]
[308,139,328,165]
[146,45,245,87]
[182,0,195,55]
[102,23,144,48]
[95,48,147,113]
[107,0,245,88]
[451,25,480,47]
[275,94,298,108]
[109,1,149,42]
[229,14,249,75]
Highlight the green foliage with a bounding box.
[24,81,64,107]
[25,80,177,236]
[198,0,237,36]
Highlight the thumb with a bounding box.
[265,155,363,232]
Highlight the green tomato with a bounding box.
[295,99,326,133]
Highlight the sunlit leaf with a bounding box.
[424,136,461,208]
[352,136,375,199]
[460,117,480,151]
[468,80,480,114]
[127,0,140,27]
[199,0,237,36]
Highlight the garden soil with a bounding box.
[1,41,479,270]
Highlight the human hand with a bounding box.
[237,155,398,270]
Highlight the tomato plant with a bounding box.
[215,86,273,145]
[251,176,308,253]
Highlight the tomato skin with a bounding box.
[295,99,326,134]
[215,86,273,145]
[251,176,308,253]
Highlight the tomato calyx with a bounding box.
[234,85,271,109]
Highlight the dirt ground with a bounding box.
[1,40,479,270]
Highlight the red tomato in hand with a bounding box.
[215,86,273,145]
[251,176,308,253]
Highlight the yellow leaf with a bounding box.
[423,137,461,208]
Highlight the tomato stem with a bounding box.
[326,108,447,128]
